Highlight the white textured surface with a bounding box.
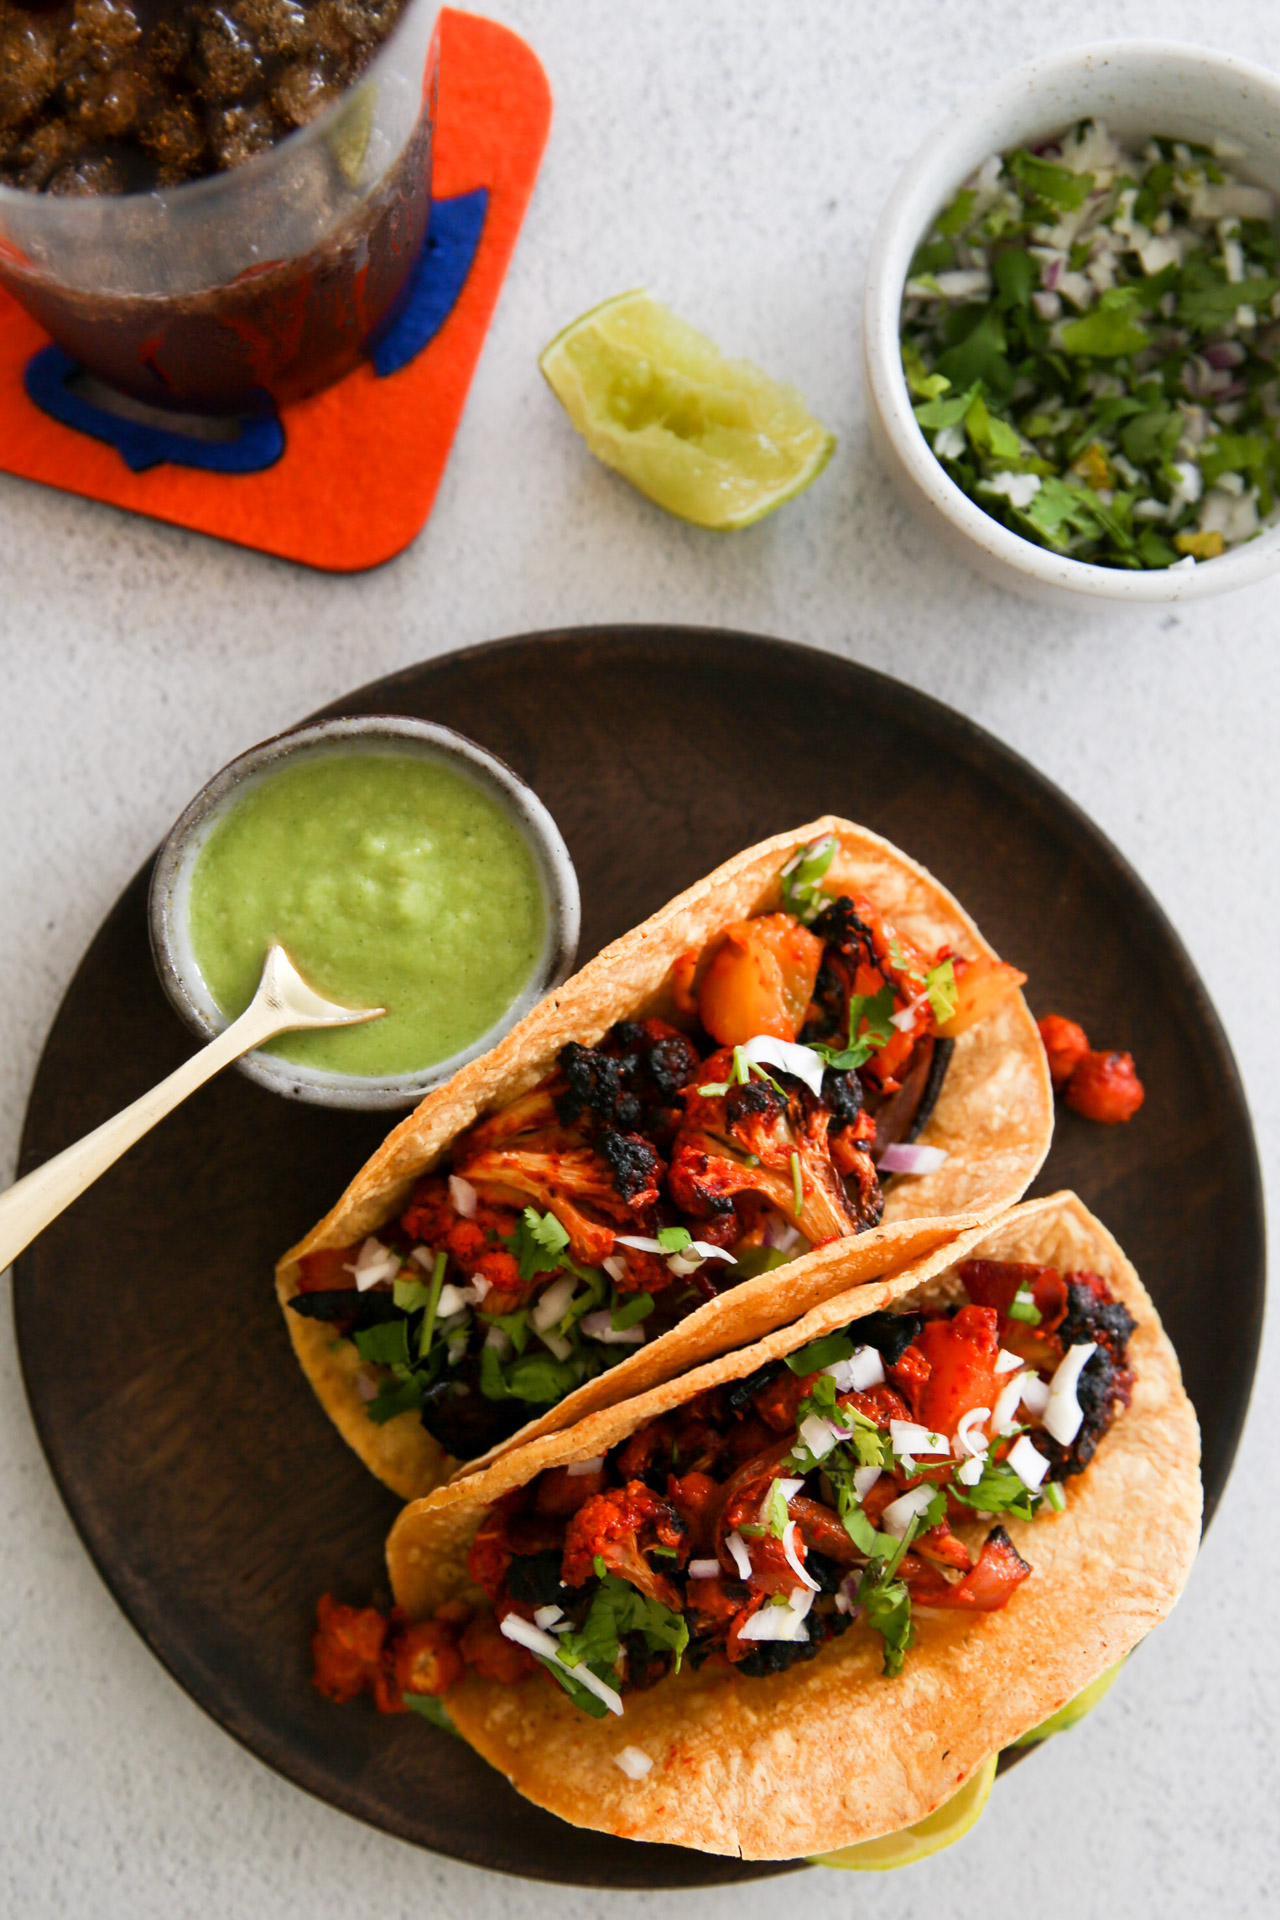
[0,1,1275,1914]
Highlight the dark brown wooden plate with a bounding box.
[13,628,1263,1887]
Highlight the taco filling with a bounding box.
[288,835,1026,1461]
[312,1253,1135,1718]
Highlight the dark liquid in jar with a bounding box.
[0,0,410,192]
[0,2,433,413]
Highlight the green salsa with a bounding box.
[187,751,547,1077]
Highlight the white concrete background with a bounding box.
[0,1,1275,1913]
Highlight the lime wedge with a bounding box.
[539,290,835,529]
[809,1754,998,1872]
[1014,1658,1125,1745]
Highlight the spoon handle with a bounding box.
[0,1001,282,1273]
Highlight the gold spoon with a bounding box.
[0,946,382,1272]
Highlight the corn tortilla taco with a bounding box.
[337,1192,1199,1859]
[277,819,1053,1500]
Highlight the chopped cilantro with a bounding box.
[538,1659,611,1718]
[354,1318,411,1369]
[924,957,957,1025]
[780,834,838,923]
[418,1250,447,1359]
[656,1226,692,1253]
[814,983,896,1072]
[610,1291,654,1331]
[784,1330,855,1375]
[765,1478,791,1538]
[393,1276,431,1314]
[1007,1292,1042,1325]
[950,1460,1041,1522]
[1007,148,1094,210]
[789,1151,803,1219]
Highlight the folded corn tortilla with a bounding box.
[277,817,1053,1500]
[385,1191,1201,1859]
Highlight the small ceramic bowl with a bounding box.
[149,715,580,1110]
[863,40,1280,606]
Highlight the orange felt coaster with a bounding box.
[0,9,551,572]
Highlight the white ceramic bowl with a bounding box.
[864,40,1280,605]
[149,716,580,1110]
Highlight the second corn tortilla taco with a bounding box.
[277,817,1053,1500]
[378,1192,1200,1860]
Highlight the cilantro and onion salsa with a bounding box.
[311,1257,1138,1718]
[289,835,1027,1460]
[900,121,1280,568]
[187,750,547,1078]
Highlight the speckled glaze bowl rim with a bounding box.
[863,38,1280,603]
[147,715,581,1111]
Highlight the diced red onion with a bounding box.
[725,1531,752,1580]
[579,1310,645,1346]
[567,1455,605,1477]
[448,1175,478,1219]
[1204,339,1247,370]
[355,1372,378,1402]
[1007,1434,1050,1491]
[500,1615,623,1715]
[688,1558,721,1579]
[835,1572,862,1617]
[878,1143,949,1176]
[763,1218,804,1253]
[614,1746,653,1779]
[798,1413,839,1460]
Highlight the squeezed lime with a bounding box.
[810,1753,999,1872]
[540,290,834,529]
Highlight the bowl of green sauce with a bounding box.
[149,717,580,1108]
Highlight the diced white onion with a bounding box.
[781,1521,821,1591]
[687,1558,721,1579]
[346,1236,401,1292]
[1020,1374,1051,1418]
[853,1464,882,1499]
[614,1234,735,1264]
[739,1034,826,1097]
[579,1310,645,1346]
[448,1175,478,1219]
[567,1455,604,1477]
[994,1348,1024,1375]
[1044,1341,1098,1445]
[956,1454,985,1486]
[878,1143,949,1176]
[614,1746,653,1780]
[725,1531,752,1580]
[1007,1433,1050,1490]
[737,1589,813,1642]
[798,1413,838,1460]
[531,1274,578,1333]
[602,1256,627,1283]
[991,1371,1033,1436]
[533,1605,564,1630]
[881,1485,938,1538]
[483,1325,512,1358]
[538,1329,572,1362]
[956,1407,991,1458]
[825,1345,885,1392]
[434,1283,471,1318]
[499,1615,623,1716]
[890,1420,949,1456]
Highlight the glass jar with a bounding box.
[0,0,439,415]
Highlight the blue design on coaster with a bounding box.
[23,346,285,476]
[369,186,489,377]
